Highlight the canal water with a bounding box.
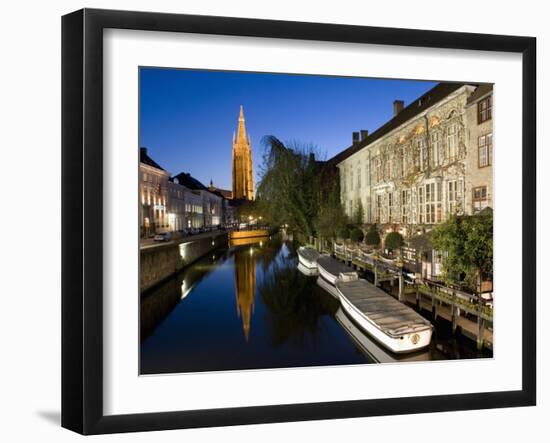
[140,235,491,375]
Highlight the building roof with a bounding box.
[140,147,166,171]
[171,172,207,191]
[208,181,233,199]
[327,82,471,167]
[466,83,493,105]
[210,188,233,200]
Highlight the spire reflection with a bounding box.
[233,245,257,341]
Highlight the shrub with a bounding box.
[337,226,350,240]
[350,228,364,243]
[385,231,404,251]
[364,225,381,247]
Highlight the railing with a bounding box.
[328,237,492,350]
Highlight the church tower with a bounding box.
[232,105,254,200]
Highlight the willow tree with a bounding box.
[314,178,347,240]
[256,136,321,241]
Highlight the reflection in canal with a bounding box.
[234,245,256,341]
[140,236,490,375]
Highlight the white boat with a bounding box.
[297,262,318,277]
[297,246,321,270]
[334,308,431,363]
[316,275,340,298]
[335,278,432,354]
[317,255,358,285]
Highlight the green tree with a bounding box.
[256,137,320,241]
[350,228,364,243]
[314,179,348,239]
[364,224,381,247]
[384,231,404,251]
[257,136,346,243]
[353,199,365,225]
[236,200,259,222]
[337,226,350,240]
[431,211,493,292]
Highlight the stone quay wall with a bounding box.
[140,231,227,293]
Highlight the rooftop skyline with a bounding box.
[139,68,437,190]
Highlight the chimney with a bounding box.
[140,146,147,157]
[393,100,404,116]
[352,131,360,145]
[360,129,369,141]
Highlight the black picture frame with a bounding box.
[62,8,536,435]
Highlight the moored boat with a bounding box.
[316,275,340,298]
[335,278,432,353]
[297,246,321,270]
[334,308,431,363]
[297,262,319,277]
[317,255,358,285]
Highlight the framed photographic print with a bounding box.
[62,8,536,435]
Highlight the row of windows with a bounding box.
[142,172,167,185]
[350,180,465,225]
[184,204,203,214]
[141,192,166,206]
[350,182,490,223]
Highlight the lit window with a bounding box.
[478,96,492,123]
[417,186,424,224]
[447,180,457,216]
[375,194,382,223]
[473,186,489,212]
[401,189,410,224]
[478,133,493,167]
[446,124,457,161]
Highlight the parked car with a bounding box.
[153,232,171,242]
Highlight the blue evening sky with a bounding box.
[139,68,436,191]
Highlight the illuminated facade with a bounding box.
[167,179,204,230]
[232,105,255,200]
[140,147,170,237]
[335,83,494,238]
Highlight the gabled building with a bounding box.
[172,172,223,228]
[332,82,493,239]
[140,147,170,237]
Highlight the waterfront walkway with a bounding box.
[140,230,225,250]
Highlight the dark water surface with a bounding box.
[140,236,491,374]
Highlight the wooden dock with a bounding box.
[325,241,493,351]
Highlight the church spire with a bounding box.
[236,104,247,144]
[232,105,254,200]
